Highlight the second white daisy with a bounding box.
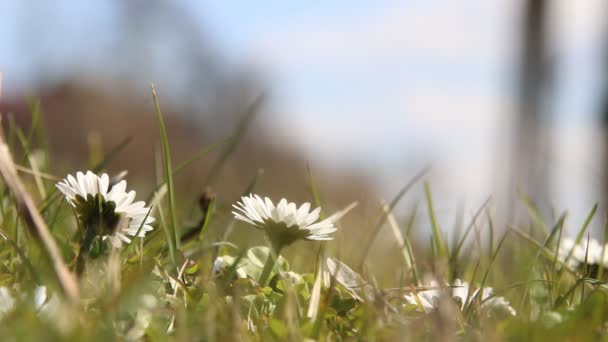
[557,237,608,270]
[233,194,337,249]
[404,279,516,317]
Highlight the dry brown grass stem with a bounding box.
[0,76,80,303]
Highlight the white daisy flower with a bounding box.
[404,279,516,316]
[232,194,337,249]
[557,237,608,269]
[56,171,155,247]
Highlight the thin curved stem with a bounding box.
[258,242,283,286]
[76,221,97,275]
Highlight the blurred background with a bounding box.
[0,0,607,266]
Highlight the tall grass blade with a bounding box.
[477,230,510,302]
[358,166,429,267]
[451,197,492,261]
[203,94,264,187]
[598,216,608,280]
[425,182,447,260]
[519,193,549,237]
[486,209,494,259]
[122,206,154,257]
[306,164,324,212]
[383,200,419,284]
[145,139,226,202]
[198,197,216,242]
[0,115,79,303]
[151,85,179,266]
[559,204,597,277]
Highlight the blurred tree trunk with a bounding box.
[509,0,551,223]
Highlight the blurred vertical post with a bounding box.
[510,0,551,223]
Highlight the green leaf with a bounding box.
[185,264,199,275]
[358,166,429,266]
[198,198,215,242]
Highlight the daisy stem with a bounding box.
[258,242,283,286]
[76,221,97,275]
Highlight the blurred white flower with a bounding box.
[404,279,516,316]
[213,255,247,279]
[33,286,47,310]
[56,171,155,247]
[36,287,78,334]
[125,294,158,341]
[282,271,303,284]
[557,237,608,269]
[233,194,336,248]
[0,287,15,318]
[0,286,49,320]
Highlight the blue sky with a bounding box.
[1,0,606,230]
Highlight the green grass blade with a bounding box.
[0,228,39,283]
[559,203,597,276]
[383,200,419,285]
[405,202,418,237]
[175,139,229,174]
[92,137,133,173]
[202,94,264,188]
[451,197,491,261]
[358,166,429,267]
[573,204,598,244]
[519,193,549,237]
[306,164,324,213]
[122,206,154,257]
[510,226,574,274]
[486,209,494,260]
[241,169,263,197]
[581,234,590,303]
[152,186,171,254]
[425,182,446,260]
[145,139,227,203]
[542,212,567,248]
[151,85,178,266]
[476,230,509,306]
[598,216,608,280]
[198,197,216,242]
